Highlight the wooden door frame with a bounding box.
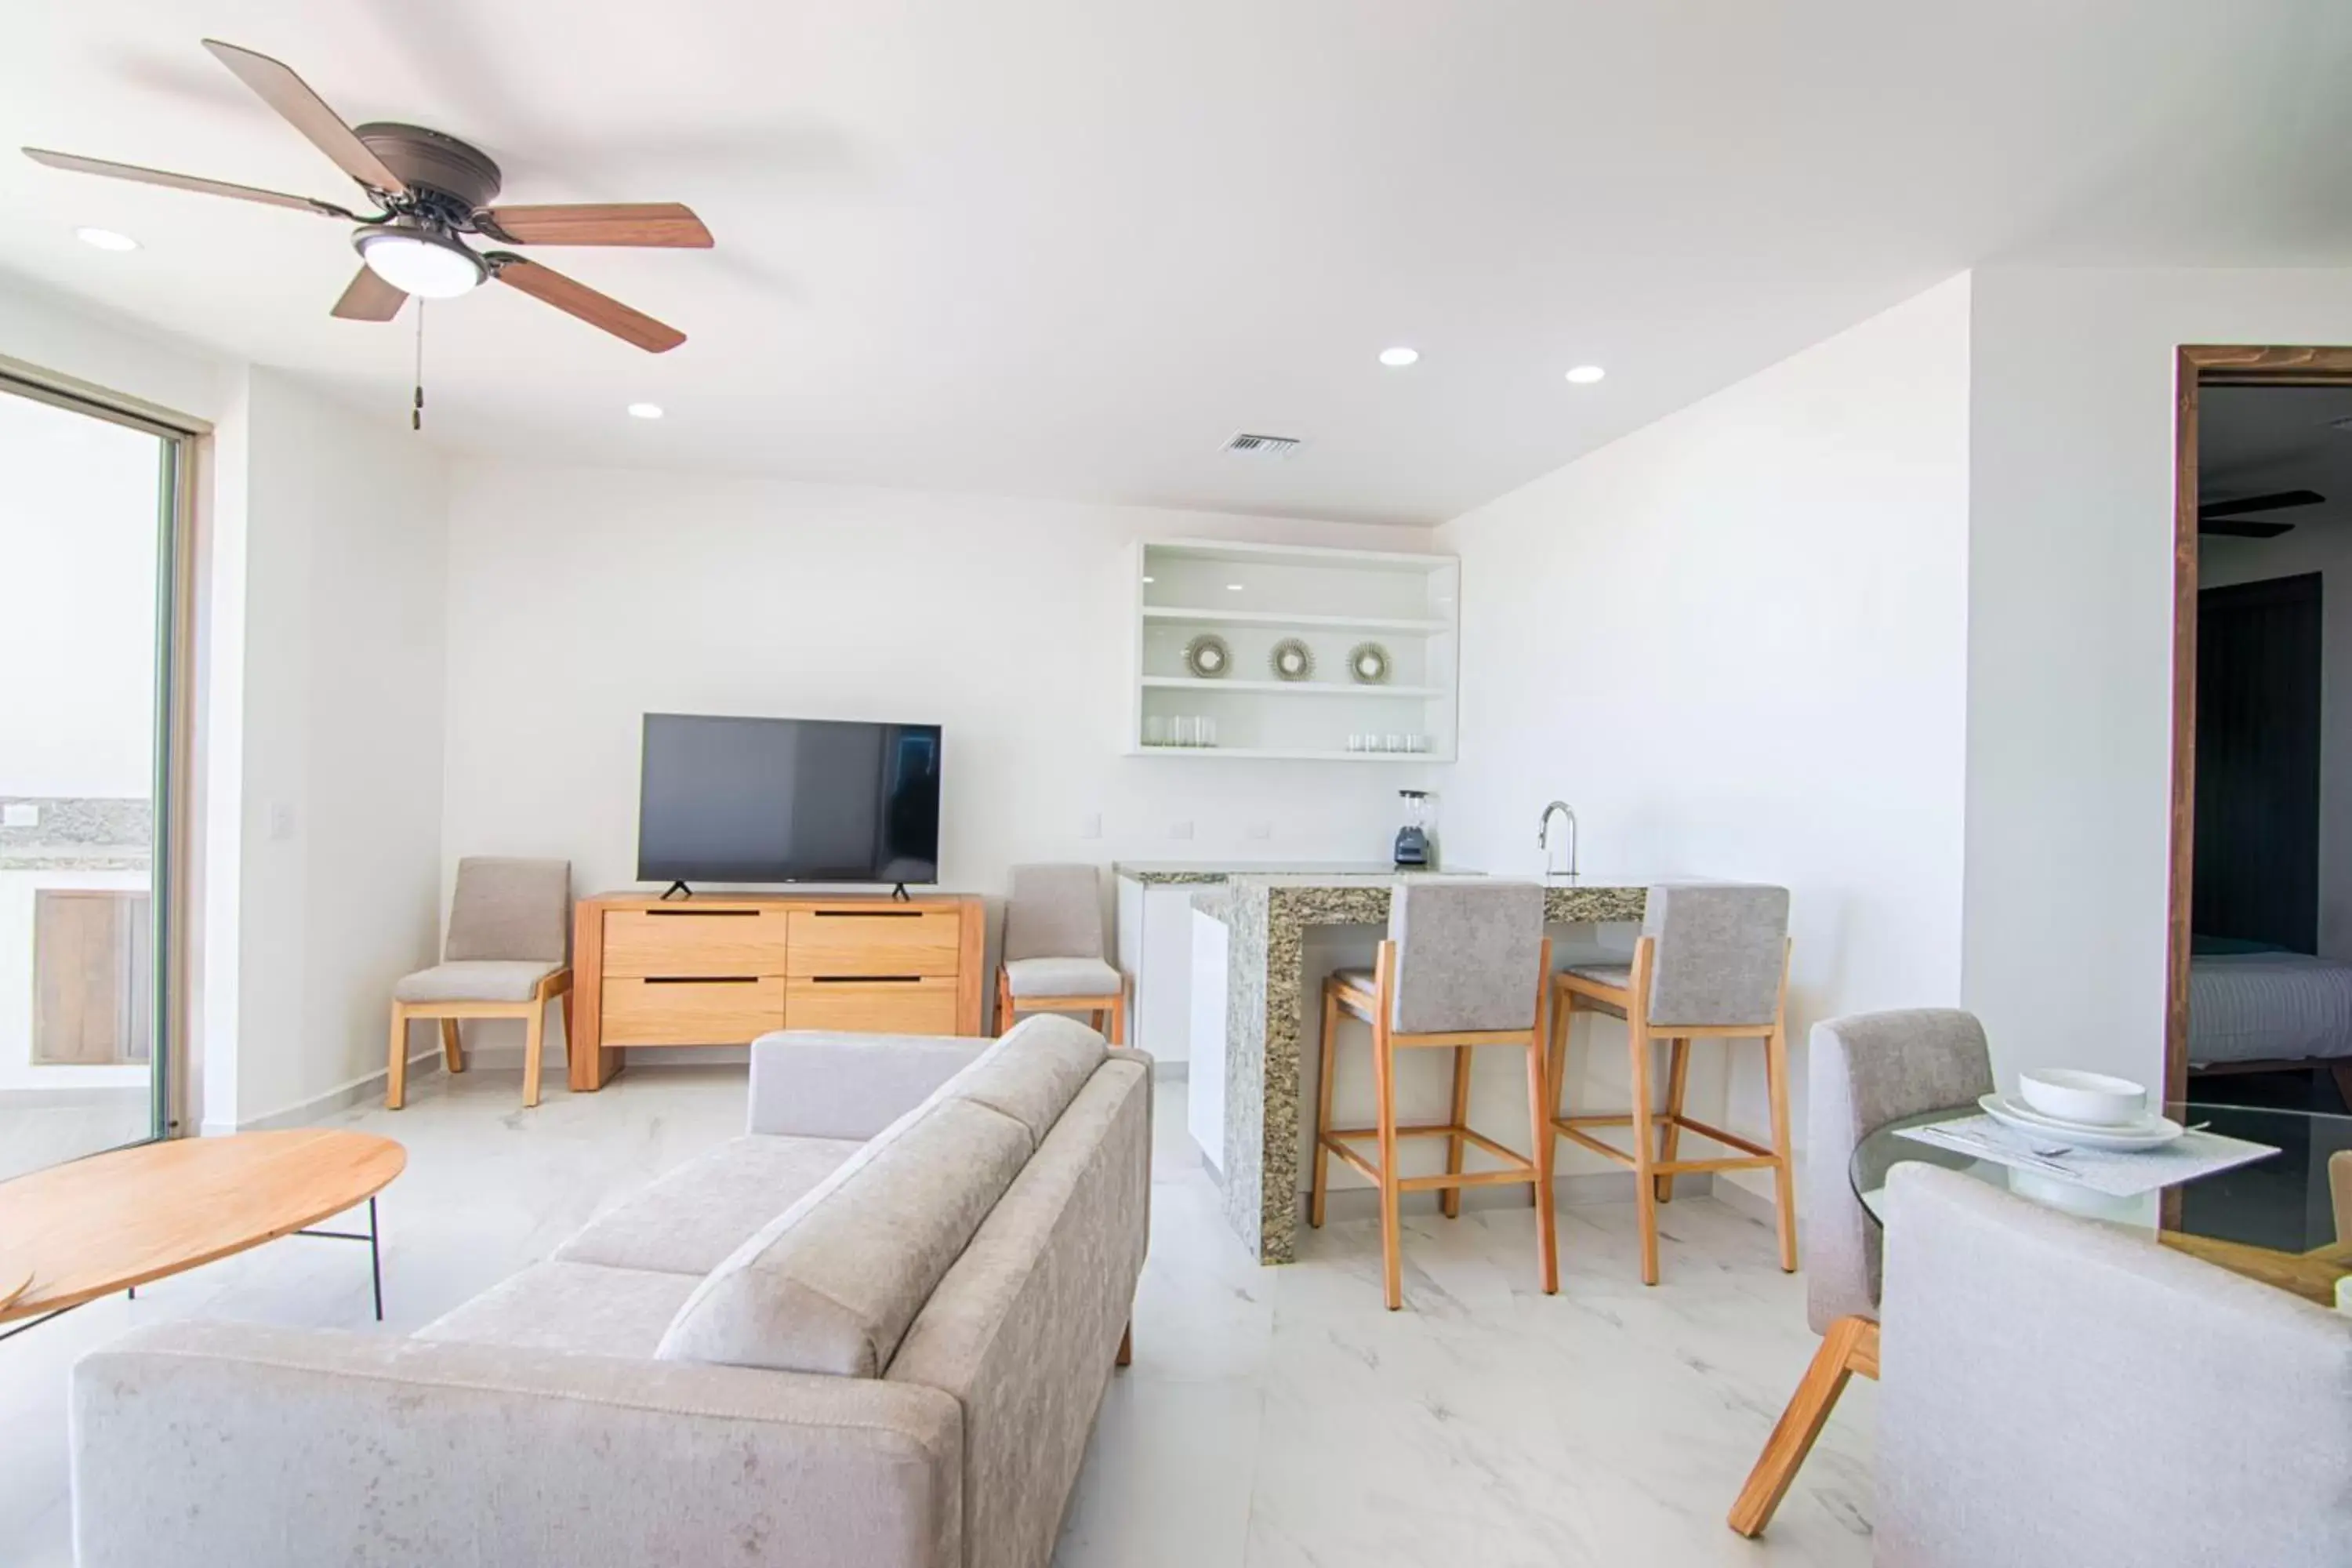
[2168,347,2352,1105]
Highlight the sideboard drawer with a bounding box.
[784,977,960,1036]
[604,907,791,978]
[785,909,962,978]
[602,976,784,1045]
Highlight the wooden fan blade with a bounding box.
[2199,517,2296,539]
[493,257,684,353]
[2197,488,2324,519]
[23,147,356,218]
[201,39,407,195]
[331,266,407,322]
[478,203,713,248]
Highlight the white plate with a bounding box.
[1978,1093,2185,1151]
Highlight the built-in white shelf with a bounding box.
[1140,677,1446,699]
[1140,606,1450,634]
[1128,538,1461,762]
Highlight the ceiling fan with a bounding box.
[2198,488,2325,539]
[23,38,711,353]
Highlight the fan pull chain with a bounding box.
[412,299,425,431]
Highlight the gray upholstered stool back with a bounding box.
[1805,1007,1993,1334]
[1003,864,1105,962]
[1386,879,1547,1034]
[1639,882,1789,1027]
[445,858,571,964]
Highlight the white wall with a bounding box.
[1964,267,2352,1091]
[2201,527,2352,960]
[207,368,449,1129]
[438,463,1436,1062]
[1439,275,1974,1187]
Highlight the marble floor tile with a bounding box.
[0,1069,1871,1567]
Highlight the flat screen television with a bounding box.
[636,713,942,887]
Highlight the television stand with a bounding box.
[891,883,911,902]
[659,880,694,901]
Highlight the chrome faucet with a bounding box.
[1538,801,1578,881]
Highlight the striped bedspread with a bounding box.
[2189,952,2352,1066]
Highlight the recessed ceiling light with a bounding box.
[1142,575,1156,583]
[75,227,138,252]
[1226,583,1245,591]
[1378,347,1420,368]
[1565,365,1606,385]
[626,402,664,420]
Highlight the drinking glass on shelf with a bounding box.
[1176,716,1200,747]
[1200,716,1217,748]
[1385,734,1403,753]
[1407,733,1426,753]
[1145,715,1168,747]
[1348,733,1366,753]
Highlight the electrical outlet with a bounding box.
[1079,813,1102,840]
[267,801,296,842]
[1,803,37,829]
[1245,821,1272,840]
[1167,819,1194,840]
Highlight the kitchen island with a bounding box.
[1190,871,1648,1264]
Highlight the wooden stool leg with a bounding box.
[1765,1018,1798,1272]
[1728,1316,1875,1537]
[996,971,1012,1037]
[1108,988,1127,1046]
[1656,1036,1690,1203]
[1544,985,1572,1156]
[1441,1044,1471,1219]
[522,1000,546,1109]
[1628,1013,1661,1286]
[1374,1008,1403,1310]
[1526,1031,1559,1294]
[560,986,574,1058]
[441,1018,466,1073]
[1116,1322,1133,1367]
[1311,986,1342,1229]
[386,1004,408,1110]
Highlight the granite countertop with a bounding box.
[1187,869,1647,927]
[1116,860,1406,885]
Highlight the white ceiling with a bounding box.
[2202,384,2352,537]
[8,2,2352,525]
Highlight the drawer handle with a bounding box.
[644,909,761,918]
[811,910,924,919]
[643,976,760,985]
[810,975,923,985]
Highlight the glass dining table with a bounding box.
[1853,1102,2352,1307]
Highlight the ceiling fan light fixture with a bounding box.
[354,225,483,299]
[75,227,140,252]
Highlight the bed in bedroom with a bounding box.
[2189,946,2352,1105]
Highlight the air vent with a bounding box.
[1223,432,1303,457]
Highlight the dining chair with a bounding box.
[1876,1161,2352,1566]
[1309,879,1557,1310]
[1548,882,1795,1285]
[996,864,1127,1044]
[387,858,572,1110]
[1726,1006,1993,1538]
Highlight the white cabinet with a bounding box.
[1128,539,1460,762]
[1114,877,1203,1063]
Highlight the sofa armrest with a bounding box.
[749,1029,987,1138]
[72,1321,962,1568]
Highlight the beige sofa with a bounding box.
[71,1016,1152,1568]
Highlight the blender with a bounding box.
[1393,789,1436,869]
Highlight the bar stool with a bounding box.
[1310,880,1558,1311]
[1548,882,1795,1286]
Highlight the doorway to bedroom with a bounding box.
[2173,361,2352,1126]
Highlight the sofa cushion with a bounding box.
[555,1132,864,1276]
[946,1014,1108,1145]
[416,1261,699,1358]
[1002,957,1122,1000]
[393,960,561,1004]
[657,1097,1033,1377]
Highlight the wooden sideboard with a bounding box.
[568,891,988,1091]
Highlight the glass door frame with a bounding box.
[0,367,200,1144]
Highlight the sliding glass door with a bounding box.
[0,376,189,1180]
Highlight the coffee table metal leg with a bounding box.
[296,1196,386,1322]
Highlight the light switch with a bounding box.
[1,803,37,829]
[1167,819,1194,840]
[1245,821,1272,840]
[267,802,296,841]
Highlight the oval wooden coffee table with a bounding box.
[0,1130,405,1336]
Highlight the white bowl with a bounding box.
[2017,1068,2147,1128]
